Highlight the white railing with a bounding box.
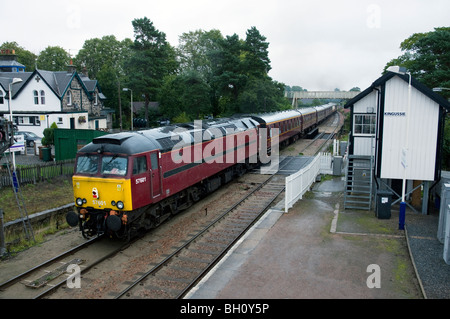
[285,152,333,213]
[319,152,333,175]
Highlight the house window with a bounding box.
[94,92,98,105]
[0,91,3,104]
[354,114,376,135]
[40,90,45,104]
[34,90,39,104]
[67,90,72,105]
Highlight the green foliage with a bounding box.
[36,46,71,71]
[384,27,450,98]
[3,20,291,128]
[41,122,58,146]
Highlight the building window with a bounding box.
[40,90,45,104]
[94,92,98,105]
[354,114,376,135]
[0,91,3,104]
[34,90,39,104]
[67,90,72,105]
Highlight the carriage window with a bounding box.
[76,155,99,174]
[133,156,147,175]
[101,156,128,176]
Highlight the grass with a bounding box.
[0,176,74,223]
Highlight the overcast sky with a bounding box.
[2,0,449,91]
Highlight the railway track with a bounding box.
[113,174,285,299]
[0,235,129,299]
[0,110,343,299]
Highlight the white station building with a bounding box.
[344,70,450,214]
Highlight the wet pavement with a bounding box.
[186,175,449,299]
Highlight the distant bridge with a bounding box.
[285,90,360,107]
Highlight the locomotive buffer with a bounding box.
[0,118,34,256]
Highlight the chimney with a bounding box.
[0,49,18,62]
[67,59,76,73]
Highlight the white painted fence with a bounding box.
[285,152,333,212]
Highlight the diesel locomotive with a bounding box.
[66,103,336,239]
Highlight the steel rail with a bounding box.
[114,174,281,299]
[0,235,100,291]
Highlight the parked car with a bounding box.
[15,131,42,147]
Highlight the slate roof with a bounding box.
[0,70,106,101]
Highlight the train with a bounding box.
[66,103,336,239]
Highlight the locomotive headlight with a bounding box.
[111,200,116,206]
[76,198,83,206]
[117,201,124,209]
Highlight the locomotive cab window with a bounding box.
[76,155,99,174]
[101,156,128,176]
[133,156,148,175]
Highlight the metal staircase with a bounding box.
[344,155,374,210]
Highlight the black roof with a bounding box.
[344,72,450,111]
[78,117,260,155]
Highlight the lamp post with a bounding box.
[387,66,411,230]
[8,78,23,172]
[123,88,133,131]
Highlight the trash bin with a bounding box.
[42,147,51,162]
[376,190,392,219]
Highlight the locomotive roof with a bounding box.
[78,117,259,155]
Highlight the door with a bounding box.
[150,151,161,198]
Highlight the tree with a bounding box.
[243,27,271,77]
[75,35,133,129]
[237,76,290,114]
[384,27,450,98]
[177,29,223,80]
[75,35,132,80]
[125,17,178,127]
[37,46,71,71]
[159,71,212,121]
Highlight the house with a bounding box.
[0,51,112,138]
[343,70,450,214]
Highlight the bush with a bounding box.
[41,122,58,146]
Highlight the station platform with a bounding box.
[185,176,449,300]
